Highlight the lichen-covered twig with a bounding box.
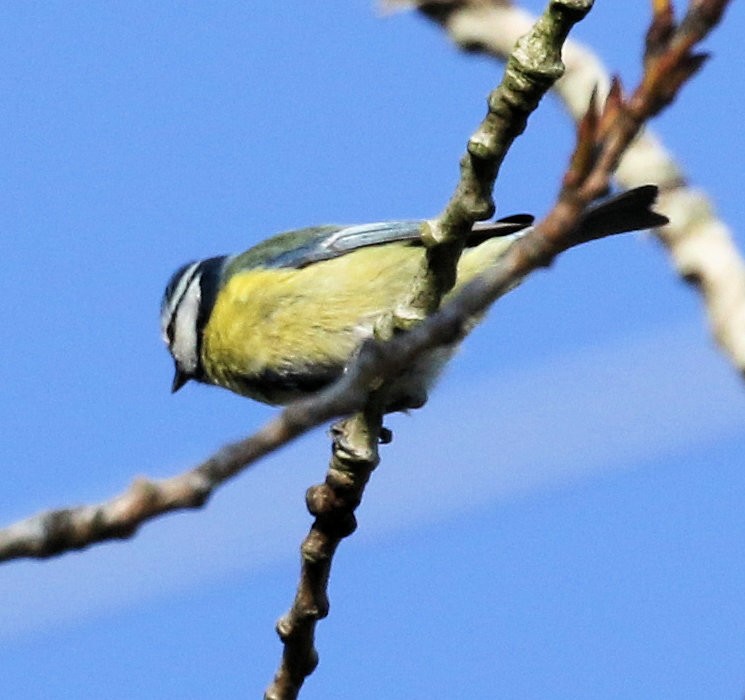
[388,0,745,375]
[392,0,594,328]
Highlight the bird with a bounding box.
[160,185,667,410]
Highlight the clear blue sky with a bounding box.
[1,2,744,698]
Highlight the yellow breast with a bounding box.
[200,234,515,402]
[201,243,417,399]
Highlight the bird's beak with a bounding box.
[171,367,190,393]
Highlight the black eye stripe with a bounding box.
[161,254,225,383]
[163,262,202,345]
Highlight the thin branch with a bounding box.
[387,0,745,376]
[0,365,371,560]
[264,406,384,700]
[391,0,594,329]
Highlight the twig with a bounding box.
[0,363,373,560]
[264,406,384,700]
[392,0,594,328]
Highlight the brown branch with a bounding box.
[265,406,384,700]
[0,364,373,560]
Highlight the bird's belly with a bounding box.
[198,244,434,405]
[200,279,373,404]
[201,319,367,404]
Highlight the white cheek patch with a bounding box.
[170,274,202,374]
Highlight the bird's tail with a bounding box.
[575,184,668,242]
[455,184,668,298]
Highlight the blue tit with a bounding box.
[160,185,667,409]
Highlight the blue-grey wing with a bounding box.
[230,216,534,271]
[263,221,425,269]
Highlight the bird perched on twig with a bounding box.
[161,185,667,410]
